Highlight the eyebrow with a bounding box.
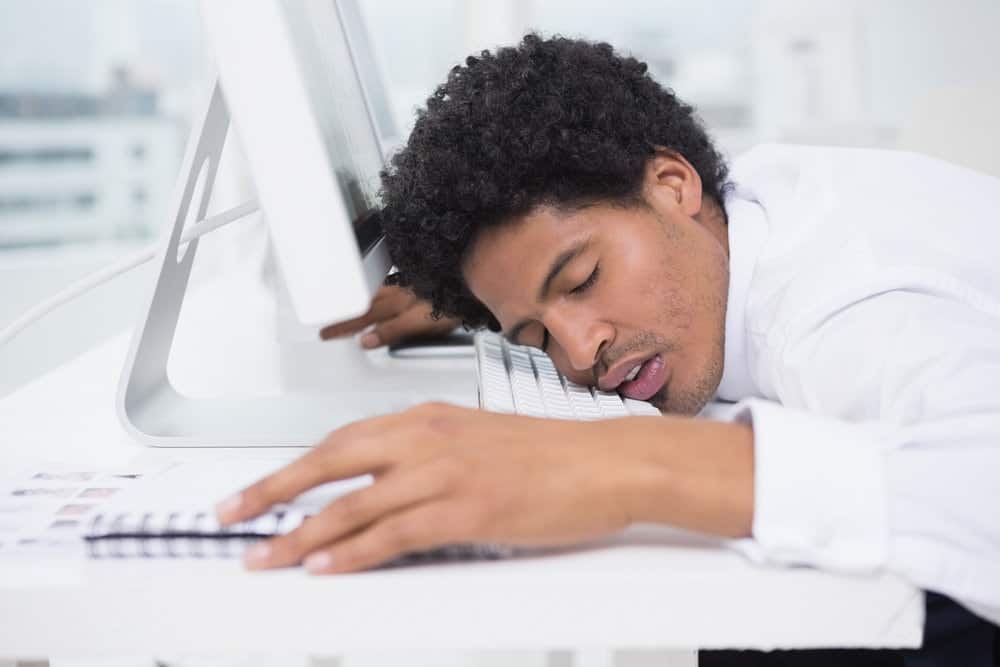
[505,238,590,344]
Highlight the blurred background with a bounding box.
[2,0,1000,396]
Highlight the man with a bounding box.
[216,35,1000,663]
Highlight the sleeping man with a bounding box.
[216,35,1000,665]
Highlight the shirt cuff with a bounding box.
[712,398,892,573]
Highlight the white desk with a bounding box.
[0,270,923,662]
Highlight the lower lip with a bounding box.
[619,355,669,401]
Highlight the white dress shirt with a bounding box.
[714,144,1000,625]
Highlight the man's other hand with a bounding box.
[319,285,461,349]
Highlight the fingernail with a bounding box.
[304,551,333,573]
[245,542,271,568]
[216,493,242,518]
[360,332,380,348]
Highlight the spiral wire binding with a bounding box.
[84,509,512,564]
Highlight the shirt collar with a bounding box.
[716,185,769,401]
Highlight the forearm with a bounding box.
[609,416,755,538]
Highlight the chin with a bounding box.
[653,363,721,416]
[654,390,708,416]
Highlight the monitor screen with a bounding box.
[283,0,385,256]
[336,0,403,155]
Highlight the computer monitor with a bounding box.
[201,0,392,328]
[118,0,475,446]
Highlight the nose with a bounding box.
[544,308,613,375]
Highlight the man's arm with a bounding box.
[716,290,1000,624]
[216,408,754,574]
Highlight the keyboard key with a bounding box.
[595,391,628,418]
[624,398,661,416]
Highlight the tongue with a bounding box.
[620,356,665,401]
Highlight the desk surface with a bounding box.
[0,272,923,656]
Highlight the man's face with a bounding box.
[462,155,730,415]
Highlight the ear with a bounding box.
[644,147,704,218]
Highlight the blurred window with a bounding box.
[0,0,209,395]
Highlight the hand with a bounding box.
[215,403,755,574]
[319,285,461,349]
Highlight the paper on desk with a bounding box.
[0,459,175,587]
[0,459,173,556]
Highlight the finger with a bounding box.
[216,417,401,524]
[242,461,449,570]
[319,288,415,340]
[368,304,454,348]
[318,296,410,339]
[301,500,465,574]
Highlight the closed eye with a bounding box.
[571,263,600,295]
[530,263,598,353]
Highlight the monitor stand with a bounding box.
[118,80,477,447]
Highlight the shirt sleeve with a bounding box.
[716,289,1000,625]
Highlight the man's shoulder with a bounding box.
[731,143,999,192]
[729,143,1000,378]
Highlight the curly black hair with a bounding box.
[379,33,729,329]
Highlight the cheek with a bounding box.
[609,255,682,329]
[613,233,681,311]
[642,245,706,328]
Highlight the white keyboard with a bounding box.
[474,331,661,419]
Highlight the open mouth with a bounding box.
[617,355,669,401]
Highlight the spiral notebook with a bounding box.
[80,458,509,564]
[83,506,308,558]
